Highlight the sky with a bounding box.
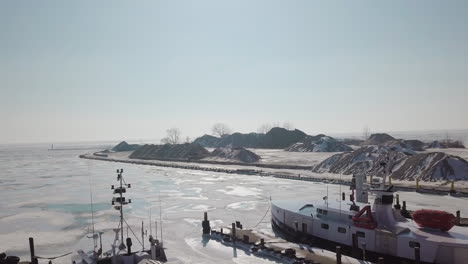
[1,1,467,144]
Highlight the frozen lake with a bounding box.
[1,143,468,263]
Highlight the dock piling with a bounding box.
[202,212,211,235]
[456,210,461,225]
[29,237,37,264]
[414,246,420,264]
[336,246,342,264]
[231,223,236,243]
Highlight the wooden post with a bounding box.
[342,192,345,201]
[451,180,455,193]
[394,194,401,210]
[202,212,210,235]
[231,223,236,242]
[414,247,420,264]
[456,210,461,225]
[370,175,373,184]
[416,178,420,189]
[336,246,342,264]
[29,237,37,264]
[388,176,392,185]
[362,242,366,261]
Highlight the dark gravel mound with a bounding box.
[385,139,425,151]
[192,127,307,149]
[216,133,263,148]
[257,127,307,149]
[285,135,353,152]
[312,145,413,175]
[361,133,396,146]
[112,141,140,152]
[210,147,261,163]
[192,134,220,148]
[392,152,468,181]
[426,140,465,149]
[130,143,210,161]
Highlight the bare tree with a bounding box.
[212,123,232,137]
[282,121,294,130]
[161,127,181,144]
[363,125,370,140]
[257,123,272,134]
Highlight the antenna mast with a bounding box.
[111,168,132,250]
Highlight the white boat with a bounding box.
[271,173,468,263]
[74,169,166,264]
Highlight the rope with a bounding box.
[122,218,144,247]
[36,252,72,260]
[252,204,271,229]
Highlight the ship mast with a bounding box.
[112,168,132,250]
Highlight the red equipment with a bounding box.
[352,205,377,230]
[412,209,456,232]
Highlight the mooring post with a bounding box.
[378,257,384,264]
[450,180,455,193]
[342,192,345,201]
[414,246,420,264]
[416,178,420,189]
[202,212,211,235]
[29,237,37,264]
[231,223,236,243]
[362,242,366,261]
[336,246,342,264]
[456,210,461,225]
[126,237,132,255]
[260,238,265,247]
[394,194,401,210]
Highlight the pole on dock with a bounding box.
[394,194,401,210]
[202,212,211,235]
[451,181,455,193]
[29,237,37,264]
[231,223,236,243]
[414,246,420,264]
[342,192,345,201]
[456,210,461,225]
[362,243,366,261]
[416,178,420,190]
[336,246,342,264]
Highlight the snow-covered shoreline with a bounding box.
[80,149,468,194]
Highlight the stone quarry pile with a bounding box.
[285,135,353,152]
[129,143,210,161]
[210,147,261,163]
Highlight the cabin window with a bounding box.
[321,223,329,230]
[338,227,347,234]
[356,231,365,238]
[409,241,420,248]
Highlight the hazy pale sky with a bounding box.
[1,1,467,144]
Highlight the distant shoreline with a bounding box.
[80,152,468,196]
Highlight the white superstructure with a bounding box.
[271,175,468,263]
